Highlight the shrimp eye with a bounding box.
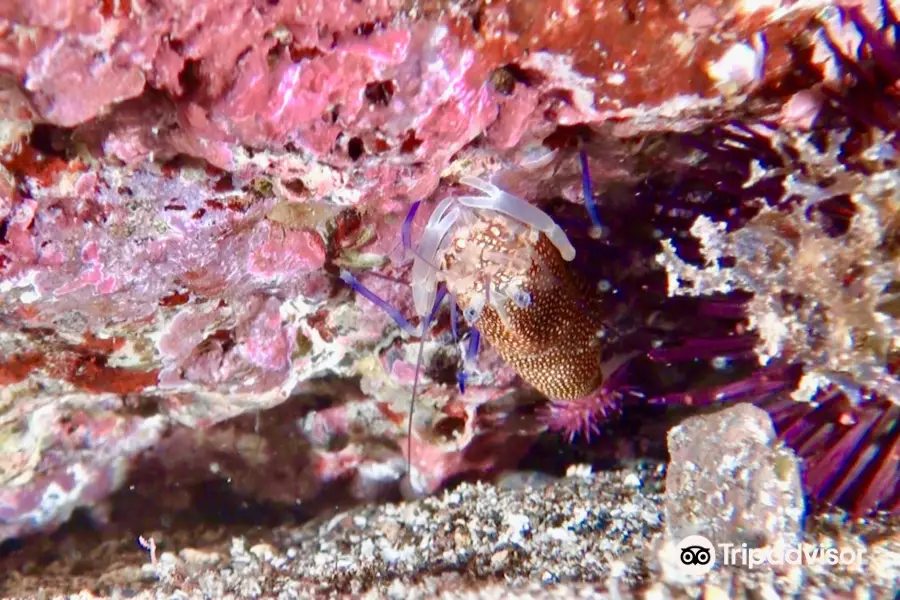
[463,305,480,324]
[513,290,532,308]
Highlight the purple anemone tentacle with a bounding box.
[542,359,636,443]
[544,388,623,443]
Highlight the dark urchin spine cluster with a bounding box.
[650,1,900,516]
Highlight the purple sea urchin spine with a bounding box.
[758,389,900,514]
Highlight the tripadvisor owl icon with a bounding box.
[676,535,716,576]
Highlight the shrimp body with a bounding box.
[413,177,604,401]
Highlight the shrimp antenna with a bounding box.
[406,283,448,479]
[339,268,450,481]
[408,330,427,481]
[579,150,604,232]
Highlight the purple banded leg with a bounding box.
[449,294,459,341]
[405,283,452,474]
[341,268,449,336]
[401,201,421,252]
[465,328,481,363]
[456,328,481,394]
[340,269,418,335]
[579,150,603,230]
[447,291,479,395]
[341,266,449,477]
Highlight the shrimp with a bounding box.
[342,175,610,479]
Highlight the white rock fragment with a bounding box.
[566,463,594,479]
[503,513,532,547]
[707,38,765,94]
[623,473,643,488]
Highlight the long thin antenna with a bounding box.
[407,327,427,479]
[406,284,447,480]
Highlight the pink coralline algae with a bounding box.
[247,221,327,280]
[1,0,897,544]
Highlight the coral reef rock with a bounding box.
[1,0,899,565]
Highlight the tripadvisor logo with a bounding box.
[676,535,716,576]
[675,534,867,575]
